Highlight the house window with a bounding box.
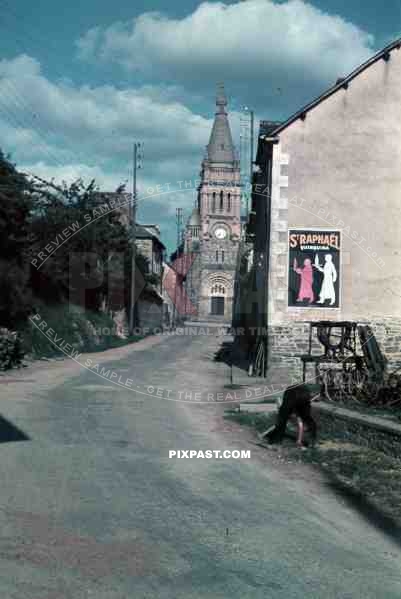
[216,250,218,262]
[212,192,216,213]
[222,251,225,263]
[219,190,224,211]
[227,193,231,212]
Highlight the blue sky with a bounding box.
[0,0,400,251]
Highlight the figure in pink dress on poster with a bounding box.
[293,257,314,303]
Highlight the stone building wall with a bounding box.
[267,317,401,385]
[265,45,401,371]
[197,171,241,322]
[185,253,201,318]
[136,239,152,256]
[137,297,163,332]
[136,239,153,270]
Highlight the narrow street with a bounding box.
[0,333,400,598]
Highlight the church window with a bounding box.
[219,190,224,211]
[211,283,226,295]
[212,192,216,213]
[227,193,231,212]
[216,250,218,262]
[222,251,225,263]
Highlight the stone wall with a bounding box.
[267,317,401,382]
[137,298,163,332]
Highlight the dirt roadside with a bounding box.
[0,334,167,402]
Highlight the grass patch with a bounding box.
[304,443,401,525]
[328,398,401,424]
[224,410,276,432]
[18,301,144,359]
[225,407,401,528]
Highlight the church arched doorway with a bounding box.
[210,283,226,316]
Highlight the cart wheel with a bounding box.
[349,366,368,402]
[320,369,338,402]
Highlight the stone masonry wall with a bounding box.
[137,298,163,332]
[268,317,401,382]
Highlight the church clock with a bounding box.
[214,227,227,240]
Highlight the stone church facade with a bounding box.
[184,86,241,323]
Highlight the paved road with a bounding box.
[0,332,400,598]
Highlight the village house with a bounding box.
[93,192,166,333]
[134,224,165,331]
[135,224,165,285]
[243,37,401,376]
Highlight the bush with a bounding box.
[0,329,25,370]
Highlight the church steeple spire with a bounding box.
[216,82,228,114]
[206,83,235,163]
[185,84,241,323]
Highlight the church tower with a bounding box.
[186,84,241,322]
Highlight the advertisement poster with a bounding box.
[288,229,341,308]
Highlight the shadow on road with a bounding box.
[322,469,401,548]
[0,415,30,444]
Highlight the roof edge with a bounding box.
[136,224,166,249]
[268,36,401,138]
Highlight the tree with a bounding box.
[29,177,157,314]
[0,151,33,326]
[0,154,159,327]
[29,178,132,311]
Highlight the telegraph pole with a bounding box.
[173,207,183,328]
[129,142,142,336]
[250,109,254,194]
[240,107,254,223]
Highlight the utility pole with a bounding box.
[240,107,254,223]
[250,109,254,196]
[173,207,183,328]
[181,227,187,318]
[129,142,142,336]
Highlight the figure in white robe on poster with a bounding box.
[314,254,337,305]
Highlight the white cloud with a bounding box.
[0,53,217,250]
[77,0,375,98]
[0,53,212,168]
[22,161,127,190]
[76,26,102,61]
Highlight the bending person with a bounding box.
[262,384,317,448]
